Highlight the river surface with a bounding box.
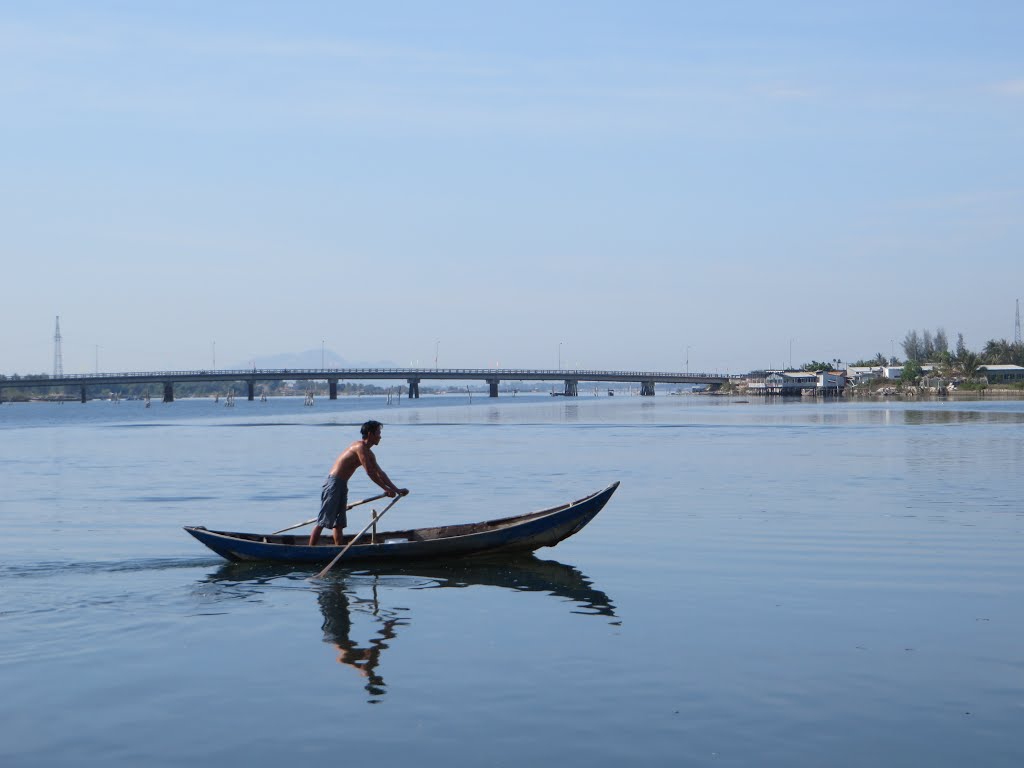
[1,394,1022,767]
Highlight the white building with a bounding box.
[846,366,883,385]
[883,364,934,379]
[817,371,846,392]
[764,371,817,395]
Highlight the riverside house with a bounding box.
[747,370,847,396]
[978,364,1024,384]
[746,370,818,396]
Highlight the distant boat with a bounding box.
[184,482,620,565]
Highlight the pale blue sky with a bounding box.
[3,1,1022,375]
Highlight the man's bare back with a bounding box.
[329,440,373,483]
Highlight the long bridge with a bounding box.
[0,368,735,403]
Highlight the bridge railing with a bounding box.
[2,367,746,385]
[3,368,739,378]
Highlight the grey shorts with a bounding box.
[317,475,349,530]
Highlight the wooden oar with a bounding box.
[270,492,388,535]
[312,495,404,580]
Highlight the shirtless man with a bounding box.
[309,420,409,546]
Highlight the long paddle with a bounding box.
[270,493,388,535]
[312,495,404,580]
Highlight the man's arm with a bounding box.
[361,448,408,496]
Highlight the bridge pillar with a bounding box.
[163,382,174,403]
[640,380,656,396]
[328,379,338,400]
[488,378,499,397]
[563,379,578,397]
[247,381,255,401]
[81,386,87,403]
[407,379,420,399]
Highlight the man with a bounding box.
[309,420,409,546]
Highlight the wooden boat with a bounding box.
[184,481,619,564]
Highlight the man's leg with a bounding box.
[309,525,324,546]
[331,526,344,546]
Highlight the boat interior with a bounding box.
[210,497,580,547]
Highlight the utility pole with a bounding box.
[1016,299,1021,345]
[53,316,64,377]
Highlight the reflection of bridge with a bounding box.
[1,367,734,402]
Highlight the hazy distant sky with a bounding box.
[3,1,1022,375]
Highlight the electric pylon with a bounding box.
[53,316,64,377]
[1016,299,1022,346]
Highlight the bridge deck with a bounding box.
[2,367,740,402]
[4,367,734,389]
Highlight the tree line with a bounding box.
[898,328,1024,366]
[807,328,1023,384]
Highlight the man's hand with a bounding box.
[396,488,409,496]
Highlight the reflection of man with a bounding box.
[317,584,401,698]
[310,420,410,546]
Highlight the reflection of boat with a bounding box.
[198,555,617,700]
[185,482,619,564]
[203,554,617,617]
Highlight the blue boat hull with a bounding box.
[184,482,619,564]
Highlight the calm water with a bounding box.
[2,394,1023,767]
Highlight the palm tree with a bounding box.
[957,351,981,380]
[1014,343,1024,367]
[983,339,1013,364]
[935,356,957,381]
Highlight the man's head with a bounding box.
[360,420,383,440]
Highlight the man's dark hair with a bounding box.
[361,420,383,438]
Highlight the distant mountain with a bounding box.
[228,349,401,369]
